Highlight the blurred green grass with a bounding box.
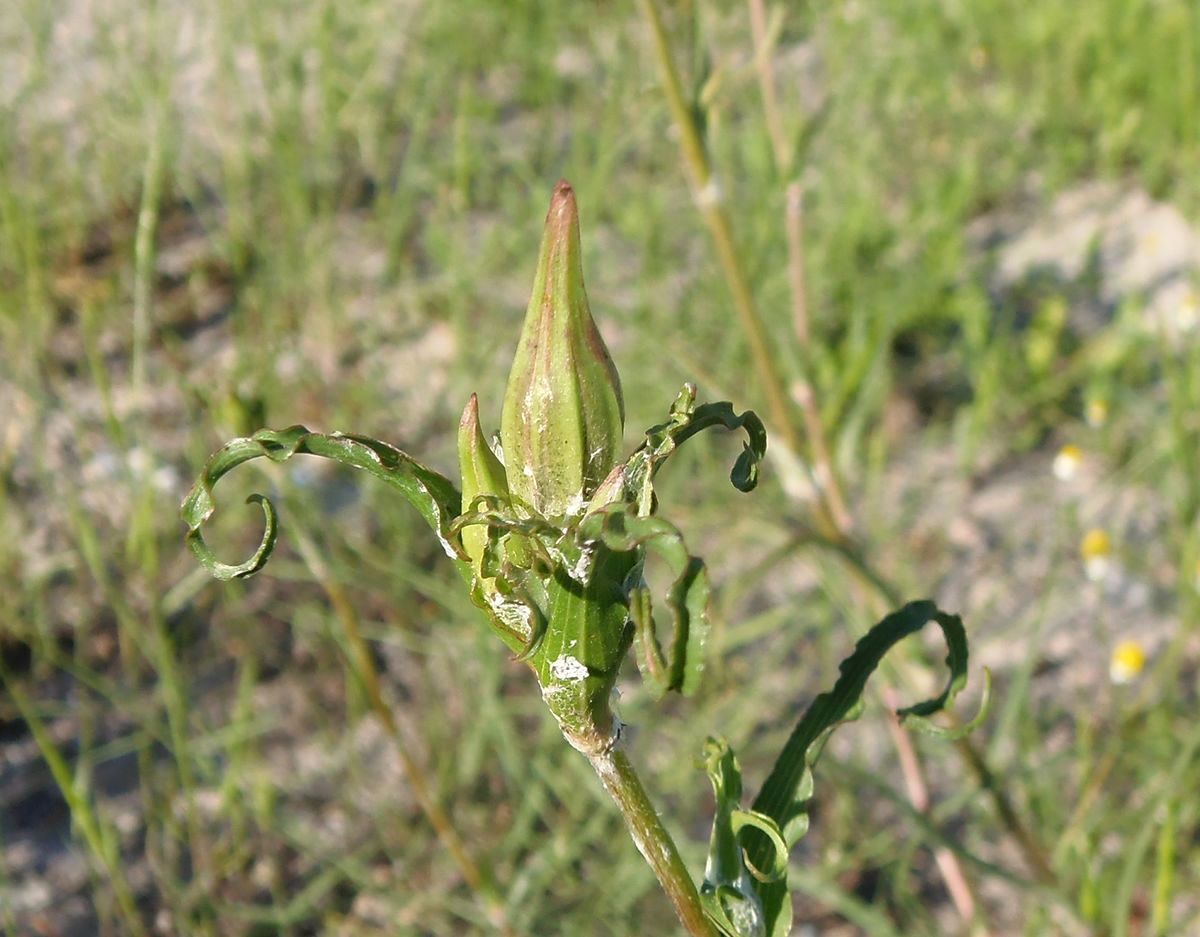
[1,0,1199,934]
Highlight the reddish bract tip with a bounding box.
[548,179,578,227]
[460,392,480,429]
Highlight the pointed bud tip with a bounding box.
[460,392,480,428]
[548,179,578,228]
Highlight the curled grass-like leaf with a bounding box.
[746,600,987,936]
[752,600,979,849]
[665,400,767,493]
[622,385,767,516]
[700,737,788,937]
[181,425,463,580]
[580,504,710,696]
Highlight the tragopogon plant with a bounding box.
[182,181,985,936]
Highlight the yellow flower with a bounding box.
[1081,529,1112,581]
[1109,639,1146,684]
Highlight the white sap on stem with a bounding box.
[549,654,589,682]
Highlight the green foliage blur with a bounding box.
[1,0,1198,934]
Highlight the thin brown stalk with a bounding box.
[646,0,1061,922]
[785,183,811,346]
[883,688,988,935]
[751,5,854,535]
[132,108,165,397]
[288,520,516,936]
[744,0,860,542]
[785,184,853,533]
[747,0,791,172]
[639,0,844,541]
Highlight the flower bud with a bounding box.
[501,180,625,517]
[458,393,509,572]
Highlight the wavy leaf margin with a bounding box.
[180,425,463,580]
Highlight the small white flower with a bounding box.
[1052,444,1083,482]
[1081,529,1113,582]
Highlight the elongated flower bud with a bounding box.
[501,180,625,517]
[458,393,509,572]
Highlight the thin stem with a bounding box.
[586,746,717,937]
[784,184,811,347]
[132,106,166,397]
[288,518,516,936]
[638,0,848,541]
[883,688,987,934]
[747,0,790,172]
[783,188,852,531]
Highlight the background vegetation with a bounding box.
[2,0,1198,934]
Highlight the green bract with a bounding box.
[456,392,510,576]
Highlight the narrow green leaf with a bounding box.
[665,399,768,493]
[747,600,984,935]
[622,384,767,517]
[699,738,789,937]
[181,425,463,580]
[579,504,710,696]
[751,600,975,846]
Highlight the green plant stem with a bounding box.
[586,746,717,937]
